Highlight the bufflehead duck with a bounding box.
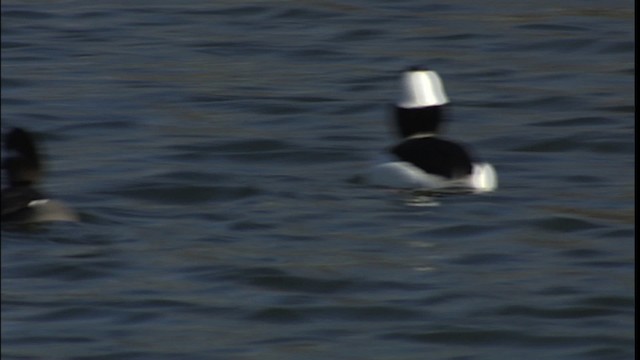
[368,67,497,192]
[1,127,79,223]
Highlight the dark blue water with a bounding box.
[1,1,634,359]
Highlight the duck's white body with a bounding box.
[368,157,497,193]
[2,197,79,224]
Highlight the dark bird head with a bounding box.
[3,128,43,187]
[392,68,450,138]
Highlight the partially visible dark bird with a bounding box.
[2,128,79,223]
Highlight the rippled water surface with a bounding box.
[1,1,634,359]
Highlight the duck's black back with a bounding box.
[391,137,473,179]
